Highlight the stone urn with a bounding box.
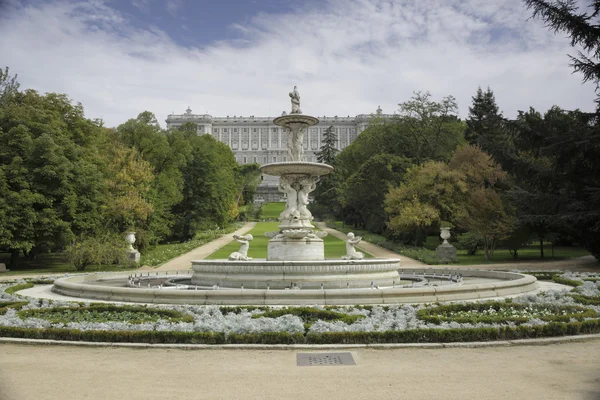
[125,231,136,251]
[125,231,140,263]
[440,227,451,245]
[436,227,457,262]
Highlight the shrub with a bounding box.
[456,232,484,255]
[65,233,128,271]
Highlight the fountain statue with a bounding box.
[228,234,253,261]
[341,232,365,260]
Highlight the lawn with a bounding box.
[206,221,372,259]
[327,221,591,265]
[259,202,286,220]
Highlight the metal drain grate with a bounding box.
[296,352,356,366]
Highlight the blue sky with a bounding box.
[0,0,596,127]
[108,0,313,48]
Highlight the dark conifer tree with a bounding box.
[316,125,338,165]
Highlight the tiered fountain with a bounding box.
[51,87,539,305]
[189,86,403,290]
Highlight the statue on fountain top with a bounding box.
[289,85,301,114]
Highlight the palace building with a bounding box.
[165,107,393,201]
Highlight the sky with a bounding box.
[0,0,596,128]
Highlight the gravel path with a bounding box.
[1,340,599,400]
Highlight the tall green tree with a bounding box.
[0,89,111,265]
[172,135,238,240]
[465,87,508,161]
[316,125,338,164]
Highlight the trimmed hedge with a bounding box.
[4,283,34,295]
[570,294,600,306]
[552,276,583,287]
[0,301,29,315]
[18,304,195,324]
[417,302,597,325]
[1,320,599,345]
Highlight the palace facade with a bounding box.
[165,107,392,201]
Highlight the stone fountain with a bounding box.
[189,87,403,289]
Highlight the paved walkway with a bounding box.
[1,339,599,400]
[152,222,256,271]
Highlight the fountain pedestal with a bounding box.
[260,114,333,261]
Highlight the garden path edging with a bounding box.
[1,333,599,350]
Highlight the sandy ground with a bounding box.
[1,341,599,400]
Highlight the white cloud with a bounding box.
[0,0,595,127]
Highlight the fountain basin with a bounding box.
[51,269,539,305]
[260,161,333,177]
[191,258,402,289]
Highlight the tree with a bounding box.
[0,67,19,107]
[172,135,238,240]
[116,113,192,245]
[465,87,509,161]
[0,89,112,265]
[455,188,516,261]
[524,0,600,109]
[316,125,338,164]
[342,154,410,233]
[385,161,468,245]
[396,91,465,164]
[505,107,600,259]
[234,163,261,205]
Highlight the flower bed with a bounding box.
[0,271,599,344]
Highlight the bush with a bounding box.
[456,232,484,255]
[65,233,128,271]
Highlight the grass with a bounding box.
[327,222,591,265]
[453,246,590,265]
[259,202,286,220]
[206,221,372,259]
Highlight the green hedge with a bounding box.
[1,319,599,344]
[0,301,29,315]
[416,302,596,325]
[570,294,600,306]
[552,276,583,287]
[4,283,34,295]
[18,304,195,324]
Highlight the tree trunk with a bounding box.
[539,238,544,259]
[9,249,19,268]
